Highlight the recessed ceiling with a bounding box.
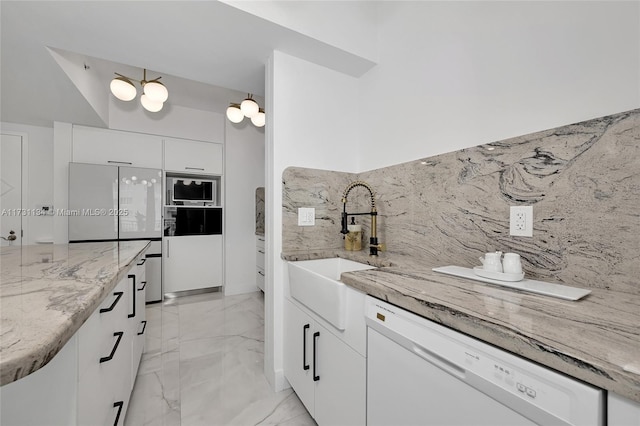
[1,1,375,128]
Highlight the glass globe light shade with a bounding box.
[140,94,163,112]
[110,77,136,101]
[143,81,168,103]
[251,109,266,127]
[226,104,244,123]
[240,97,259,118]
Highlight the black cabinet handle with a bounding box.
[128,274,136,318]
[107,160,132,165]
[100,332,124,363]
[100,291,123,313]
[138,281,146,291]
[258,249,265,254]
[258,270,265,277]
[137,258,146,266]
[138,320,147,335]
[303,324,310,371]
[313,331,320,381]
[185,167,205,171]
[113,401,124,426]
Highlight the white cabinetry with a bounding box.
[72,125,162,169]
[256,235,265,292]
[78,252,147,426]
[284,298,366,425]
[609,393,640,425]
[0,252,147,426]
[164,137,223,175]
[163,235,223,294]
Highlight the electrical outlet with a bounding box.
[297,207,315,226]
[510,206,533,237]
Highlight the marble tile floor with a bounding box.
[125,291,316,426]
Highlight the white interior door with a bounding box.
[1,134,23,247]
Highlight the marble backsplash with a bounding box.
[256,187,265,236]
[282,108,640,294]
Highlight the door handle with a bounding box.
[303,324,310,371]
[100,332,124,363]
[138,320,147,335]
[313,331,320,381]
[185,167,205,171]
[167,240,170,258]
[127,274,136,318]
[100,291,124,313]
[107,160,132,165]
[113,401,124,426]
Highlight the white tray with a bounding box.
[472,266,524,282]
[432,266,591,301]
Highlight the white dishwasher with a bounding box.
[365,296,604,426]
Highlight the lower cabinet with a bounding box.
[284,299,366,425]
[256,235,265,292]
[163,235,223,294]
[78,253,147,426]
[0,252,147,426]
[609,392,640,426]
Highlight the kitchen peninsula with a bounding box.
[0,240,149,425]
[0,240,149,384]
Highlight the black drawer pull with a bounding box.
[138,281,146,291]
[128,274,136,318]
[100,291,123,313]
[185,166,205,171]
[303,324,310,371]
[258,270,265,277]
[107,160,132,165]
[137,258,146,266]
[138,320,147,335]
[313,331,320,381]
[257,249,265,254]
[100,332,124,363]
[113,401,124,426]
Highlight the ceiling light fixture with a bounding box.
[110,68,168,112]
[226,94,265,127]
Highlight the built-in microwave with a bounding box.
[172,178,216,204]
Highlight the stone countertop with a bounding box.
[0,240,150,385]
[339,265,640,404]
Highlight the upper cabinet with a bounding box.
[163,137,223,175]
[72,125,163,169]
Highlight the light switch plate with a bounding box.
[510,206,533,237]
[298,207,315,226]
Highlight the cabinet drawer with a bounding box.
[78,278,129,379]
[256,267,265,291]
[256,246,265,269]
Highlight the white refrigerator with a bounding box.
[68,162,163,302]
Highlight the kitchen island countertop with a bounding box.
[0,241,149,385]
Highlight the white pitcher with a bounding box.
[479,251,503,273]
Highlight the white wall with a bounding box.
[264,50,361,390]
[108,100,225,143]
[358,1,640,171]
[222,0,378,63]
[224,119,265,296]
[1,122,54,245]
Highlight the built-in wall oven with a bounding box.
[164,206,222,237]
